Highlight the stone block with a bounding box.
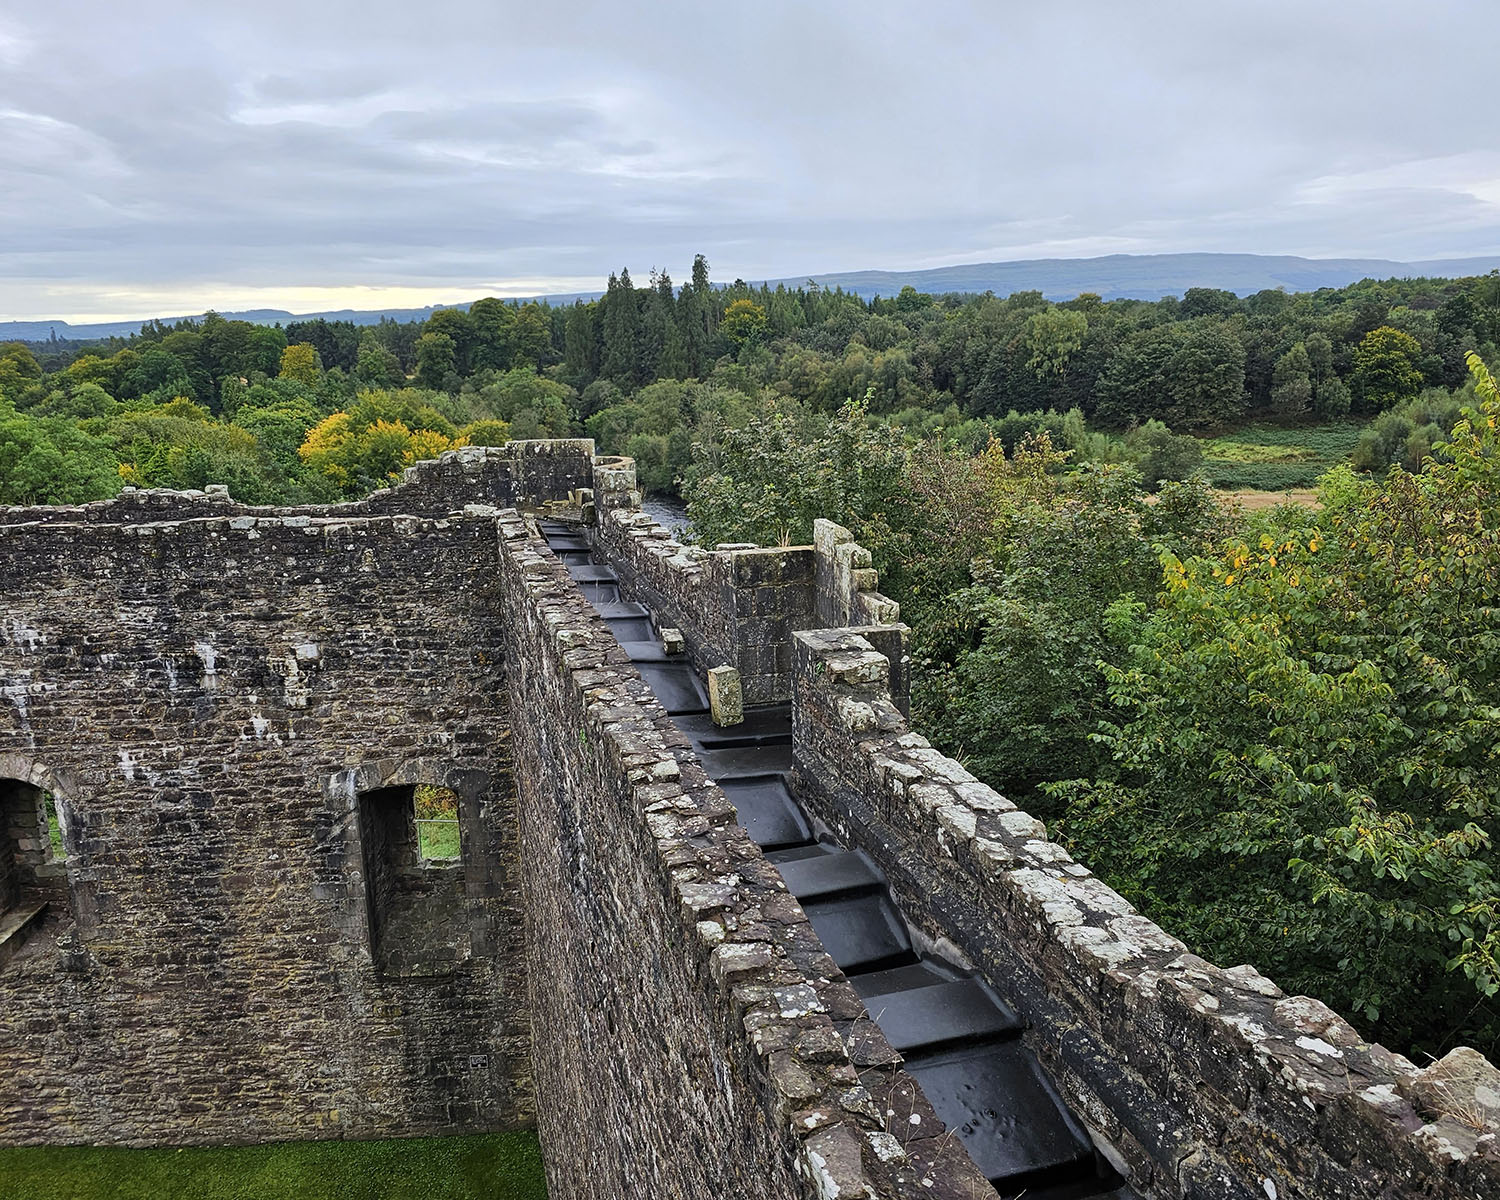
[707,665,744,727]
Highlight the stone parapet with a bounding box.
[497,513,991,1200]
[0,439,595,527]
[790,626,1500,1200]
[590,501,817,706]
[588,459,908,708]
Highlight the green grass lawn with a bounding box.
[0,1132,547,1200]
[1201,421,1364,490]
[416,819,462,860]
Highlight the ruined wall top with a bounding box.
[790,626,1500,1198]
[0,439,596,527]
[586,453,908,707]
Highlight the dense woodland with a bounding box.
[3,256,1499,506]
[5,260,1500,1059]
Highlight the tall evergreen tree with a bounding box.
[679,254,715,377]
[602,269,640,384]
[564,300,599,381]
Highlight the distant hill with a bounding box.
[5,252,1497,343]
[0,301,577,344]
[773,252,1500,302]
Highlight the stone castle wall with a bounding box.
[0,450,586,1145]
[590,456,828,707]
[0,438,596,528]
[2,435,1495,1200]
[496,511,991,1200]
[788,625,1500,1200]
[586,452,1500,1198]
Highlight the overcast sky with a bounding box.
[3,0,1498,320]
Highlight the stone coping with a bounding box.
[495,512,993,1199]
[792,626,1500,1195]
[0,439,596,526]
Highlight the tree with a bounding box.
[1095,319,1247,430]
[1314,376,1352,419]
[355,342,404,389]
[684,399,907,552]
[0,406,118,504]
[1270,343,1313,419]
[1022,308,1087,380]
[244,325,290,378]
[719,299,769,349]
[122,347,191,402]
[1304,331,1336,383]
[468,298,516,372]
[278,343,321,386]
[425,309,475,376]
[0,343,44,407]
[470,368,575,438]
[297,391,460,494]
[285,319,359,372]
[414,332,457,390]
[1179,287,1241,318]
[1049,354,1500,1057]
[563,301,599,382]
[1125,419,1203,488]
[508,303,553,370]
[457,418,512,446]
[679,254,715,377]
[1351,389,1464,475]
[1351,326,1424,413]
[602,270,640,383]
[38,381,116,420]
[895,285,931,313]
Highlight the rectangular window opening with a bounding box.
[414,784,461,863]
[357,781,472,978]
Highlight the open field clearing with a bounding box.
[1200,422,1363,490]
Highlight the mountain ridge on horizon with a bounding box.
[6,250,1498,343]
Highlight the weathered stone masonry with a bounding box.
[2,436,1497,1200]
[579,452,1500,1200]
[787,604,1500,1200]
[0,508,528,1144]
[496,512,993,1200]
[0,441,597,1146]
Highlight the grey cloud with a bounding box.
[247,70,394,106]
[2,0,1499,317]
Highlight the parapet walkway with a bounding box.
[540,520,1135,1200]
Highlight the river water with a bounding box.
[640,495,691,539]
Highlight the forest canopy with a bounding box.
[4,258,1498,506]
[6,262,1500,1059]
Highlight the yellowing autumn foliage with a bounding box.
[297,393,462,495]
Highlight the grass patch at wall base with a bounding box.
[0,1132,546,1200]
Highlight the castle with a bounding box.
[0,440,1495,1199]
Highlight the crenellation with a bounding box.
[787,622,1500,1199]
[1,440,1493,1198]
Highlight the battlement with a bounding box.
[0,438,595,527]
[587,454,907,709]
[0,438,1494,1199]
[791,628,1500,1199]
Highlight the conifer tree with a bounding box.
[602,269,640,384]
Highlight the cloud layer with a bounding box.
[3,0,1498,319]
